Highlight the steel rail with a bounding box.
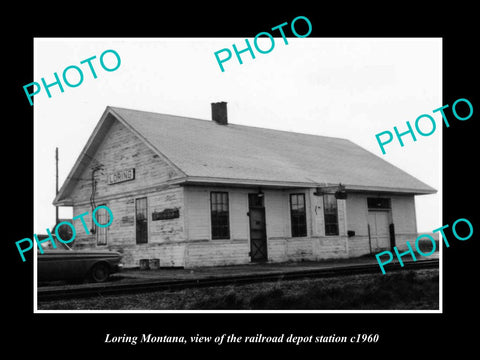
[37,259,439,302]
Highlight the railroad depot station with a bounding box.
[53,102,436,268]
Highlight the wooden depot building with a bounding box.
[53,102,436,268]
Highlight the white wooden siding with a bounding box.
[184,187,210,241]
[346,193,418,256]
[70,119,182,205]
[264,189,288,238]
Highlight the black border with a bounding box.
[7,5,479,356]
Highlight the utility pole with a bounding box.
[55,147,59,225]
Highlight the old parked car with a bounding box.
[37,242,122,283]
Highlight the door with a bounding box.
[136,197,148,244]
[248,194,268,262]
[368,210,391,251]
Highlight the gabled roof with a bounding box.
[54,106,436,205]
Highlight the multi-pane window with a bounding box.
[211,192,230,239]
[136,197,148,244]
[323,194,339,236]
[96,204,109,246]
[290,194,307,237]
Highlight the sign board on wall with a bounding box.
[107,168,135,185]
[152,208,180,221]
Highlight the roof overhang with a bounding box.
[181,176,437,195]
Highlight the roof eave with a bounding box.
[53,107,114,206]
[182,176,437,194]
[52,196,74,206]
[53,106,189,206]
[345,185,437,195]
[182,176,322,189]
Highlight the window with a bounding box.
[367,197,391,209]
[96,204,109,246]
[248,193,264,208]
[323,194,339,236]
[211,192,230,239]
[136,197,148,244]
[290,194,307,237]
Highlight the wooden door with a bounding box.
[248,194,267,262]
[368,210,390,251]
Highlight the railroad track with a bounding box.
[37,258,439,301]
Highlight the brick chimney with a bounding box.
[211,101,228,125]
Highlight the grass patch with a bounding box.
[38,269,439,310]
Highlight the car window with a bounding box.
[37,237,73,251]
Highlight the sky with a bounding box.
[34,37,442,233]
